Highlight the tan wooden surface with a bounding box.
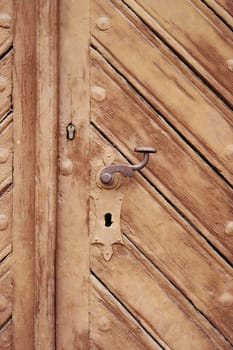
[0,53,12,121]
[91,0,233,184]
[89,0,233,348]
[4,0,233,349]
[123,0,233,104]
[0,0,12,56]
[34,1,58,349]
[204,0,233,27]
[90,276,162,350]
[91,50,233,262]
[212,0,233,17]
[56,0,90,349]
[90,128,233,345]
[13,0,36,348]
[0,255,12,330]
[0,189,12,262]
[0,320,12,350]
[0,1,12,349]
[0,115,12,192]
[91,235,231,349]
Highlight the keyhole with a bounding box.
[105,213,113,227]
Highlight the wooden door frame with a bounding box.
[13,1,90,349]
[13,1,58,349]
[56,1,90,349]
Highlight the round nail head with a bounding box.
[219,291,233,306]
[0,214,8,230]
[225,221,233,236]
[224,144,233,160]
[0,148,9,163]
[98,316,111,331]
[227,59,233,72]
[96,16,111,31]
[101,172,112,185]
[91,86,106,102]
[0,295,7,311]
[0,77,6,92]
[60,159,73,176]
[0,14,11,29]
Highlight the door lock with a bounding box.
[100,147,156,185]
[91,146,156,261]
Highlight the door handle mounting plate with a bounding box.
[90,146,130,261]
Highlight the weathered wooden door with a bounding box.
[47,1,233,348]
[1,0,233,349]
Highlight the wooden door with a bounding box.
[1,0,233,349]
[57,1,233,349]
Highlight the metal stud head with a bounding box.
[0,148,10,163]
[91,86,106,102]
[227,59,233,72]
[0,13,11,29]
[101,172,113,185]
[224,144,233,160]
[96,16,111,31]
[225,221,233,236]
[0,214,8,230]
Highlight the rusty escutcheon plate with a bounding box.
[90,146,130,261]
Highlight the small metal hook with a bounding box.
[100,147,156,185]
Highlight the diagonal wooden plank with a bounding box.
[209,0,233,17]
[90,127,233,343]
[0,319,12,350]
[90,234,232,350]
[90,276,163,350]
[203,0,233,28]
[91,0,233,184]
[0,0,12,57]
[91,49,233,263]
[0,52,12,122]
[0,255,12,330]
[122,0,233,99]
[0,188,12,261]
[0,114,12,192]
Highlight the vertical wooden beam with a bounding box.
[13,1,36,349]
[56,0,90,349]
[34,1,58,349]
[13,1,58,349]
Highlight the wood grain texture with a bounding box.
[12,1,36,348]
[0,320,12,350]
[203,0,233,28]
[0,189,12,261]
[0,0,12,56]
[34,1,58,349]
[0,114,12,192]
[0,255,12,329]
[213,0,233,17]
[91,0,233,184]
[91,50,233,263]
[0,52,12,121]
[90,128,233,343]
[91,235,231,350]
[123,0,233,102]
[90,276,162,350]
[56,0,90,349]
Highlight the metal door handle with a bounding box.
[100,147,156,185]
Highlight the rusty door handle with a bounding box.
[100,147,156,185]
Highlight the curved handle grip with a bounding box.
[100,147,156,185]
